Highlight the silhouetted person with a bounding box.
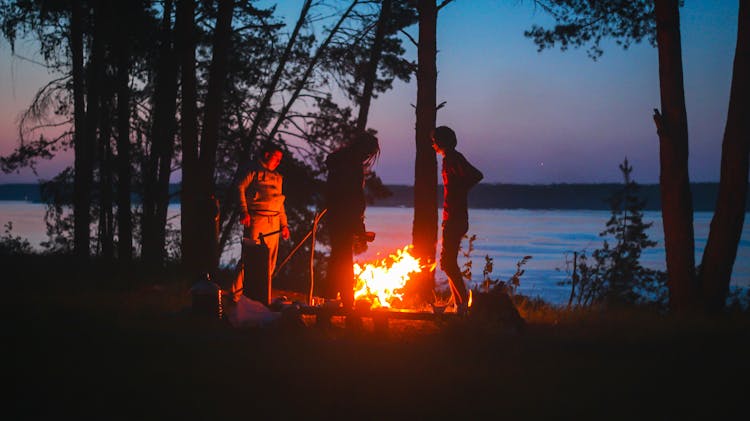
[323,132,380,315]
[432,126,483,314]
[231,143,291,304]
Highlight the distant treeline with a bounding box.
[0,183,184,205]
[376,183,749,211]
[3,182,747,211]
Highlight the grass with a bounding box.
[7,254,750,419]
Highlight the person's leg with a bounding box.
[230,224,257,302]
[241,216,274,304]
[327,229,354,307]
[323,226,343,300]
[317,225,351,328]
[339,234,355,311]
[440,221,469,306]
[255,216,277,305]
[264,216,281,298]
[230,258,244,302]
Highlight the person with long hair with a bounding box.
[322,132,380,319]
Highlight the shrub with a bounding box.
[0,222,33,256]
[560,158,667,309]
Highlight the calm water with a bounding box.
[2,202,749,304]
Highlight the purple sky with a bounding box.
[0,0,740,185]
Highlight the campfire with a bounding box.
[352,245,428,309]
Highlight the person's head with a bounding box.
[431,126,457,155]
[259,143,283,171]
[351,131,380,168]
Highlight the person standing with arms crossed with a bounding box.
[432,126,483,315]
[231,143,291,304]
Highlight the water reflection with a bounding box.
[2,203,748,305]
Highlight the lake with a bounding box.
[2,202,749,305]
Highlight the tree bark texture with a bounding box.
[412,0,439,294]
[699,0,750,314]
[653,0,698,314]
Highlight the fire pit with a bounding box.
[353,245,428,309]
[301,245,466,331]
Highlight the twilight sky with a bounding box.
[0,0,740,185]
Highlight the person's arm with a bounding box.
[356,170,367,234]
[237,168,255,226]
[456,152,483,188]
[279,176,290,240]
[465,158,484,188]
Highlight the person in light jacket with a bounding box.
[231,143,290,303]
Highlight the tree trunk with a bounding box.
[176,0,199,275]
[83,1,105,260]
[98,90,115,260]
[95,0,115,261]
[142,0,178,267]
[356,0,391,131]
[653,0,697,314]
[154,0,180,266]
[412,0,438,296]
[71,1,90,261]
[699,0,750,314]
[197,0,234,275]
[115,1,133,262]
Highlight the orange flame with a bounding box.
[353,245,424,308]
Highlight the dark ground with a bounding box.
[8,259,750,420]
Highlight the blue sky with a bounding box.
[0,0,740,184]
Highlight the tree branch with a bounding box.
[437,0,455,12]
[400,28,417,47]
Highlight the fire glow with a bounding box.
[353,245,424,309]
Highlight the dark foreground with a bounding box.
[9,265,750,420]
